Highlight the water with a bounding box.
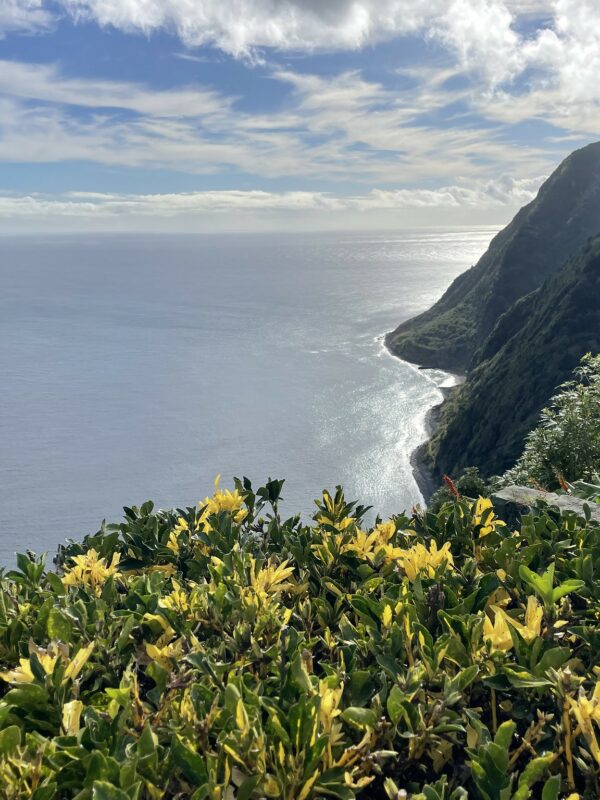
[0,228,495,564]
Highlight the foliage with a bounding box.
[501,354,600,491]
[428,468,489,513]
[568,476,600,505]
[1,477,600,798]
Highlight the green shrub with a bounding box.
[428,468,489,513]
[0,477,599,798]
[501,353,600,490]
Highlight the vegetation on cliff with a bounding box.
[1,476,600,799]
[425,354,600,511]
[500,355,600,491]
[386,141,600,372]
[429,235,600,479]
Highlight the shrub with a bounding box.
[0,476,599,798]
[501,353,600,490]
[428,467,489,513]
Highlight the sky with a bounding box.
[0,0,599,232]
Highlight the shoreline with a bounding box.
[384,337,464,503]
[410,383,458,502]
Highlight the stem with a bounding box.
[491,688,498,734]
[564,700,576,790]
[509,717,551,768]
[404,615,414,668]
[554,722,582,758]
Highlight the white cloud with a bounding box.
[431,0,524,88]
[0,60,230,116]
[0,0,532,74]
[478,0,600,136]
[0,0,52,35]
[6,1,591,132]
[0,177,542,221]
[525,0,600,104]
[59,0,447,56]
[0,1,595,226]
[1,1,599,137]
[0,59,558,186]
[364,176,543,209]
[2,1,598,107]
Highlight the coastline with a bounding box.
[410,383,459,502]
[384,336,464,503]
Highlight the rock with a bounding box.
[492,484,600,527]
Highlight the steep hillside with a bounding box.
[430,236,600,477]
[386,141,600,371]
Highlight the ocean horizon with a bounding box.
[0,227,496,564]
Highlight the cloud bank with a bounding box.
[0,176,543,223]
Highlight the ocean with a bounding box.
[0,228,495,564]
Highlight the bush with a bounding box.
[0,477,599,799]
[428,467,489,513]
[501,353,600,490]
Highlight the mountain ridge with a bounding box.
[386,141,600,373]
[428,234,600,478]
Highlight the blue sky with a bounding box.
[0,0,598,231]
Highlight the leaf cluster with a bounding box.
[0,479,599,799]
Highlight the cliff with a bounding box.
[430,236,600,477]
[386,141,600,372]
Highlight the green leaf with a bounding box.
[31,785,58,800]
[446,664,479,698]
[386,686,405,725]
[456,664,479,692]
[48,607,72,642]
[46,572,66,595]
[512,754,555,800]
[171,736,208,784]
[125,782,142,800]
[3,683,49,711]
[85,752,112,786]
[535,647,571,675]
[493,720,516,750]
[503,667,551,689]
[224,683,241,715]
[315,768,355,799]
[137,723,157,758]
[552,579,585,602]
[341,706,378,729]
[0,725,21,754]
[541,775,561,800]
[348,670,375,706]
[190,788,211,800]
[290,654,313,694]
[237,776,261,800]
[29,652,48,683]
[92,782,130,800]
[470,761,494,800]
[519,565,553,604]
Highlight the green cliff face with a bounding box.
[430,236,600,478]
[386,141,600,372]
